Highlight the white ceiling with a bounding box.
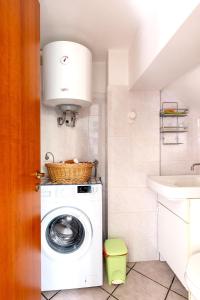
[40,0,139,61]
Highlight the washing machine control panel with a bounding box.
[77,185,92,193]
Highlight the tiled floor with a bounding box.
[41,261,188,300]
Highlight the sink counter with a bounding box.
[148,175,200,199]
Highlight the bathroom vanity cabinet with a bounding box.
[158,196,200,288]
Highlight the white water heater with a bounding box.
[43,41,92,108]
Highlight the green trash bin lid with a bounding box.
[104,239,128,256]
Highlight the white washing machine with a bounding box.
[41,179,103,291]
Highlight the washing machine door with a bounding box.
[41,206,93,260]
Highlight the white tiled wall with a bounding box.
[160,109,200,175]
[41,62,106,174]
[161,65,200,175]
[41,94,106,169]
[107,86,160,262]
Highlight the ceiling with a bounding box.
[40,0,140,61]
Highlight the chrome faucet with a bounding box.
[191,163,200,171]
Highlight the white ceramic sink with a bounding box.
[148,175,200,199]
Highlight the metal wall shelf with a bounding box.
[160,127,188,133]
[163,142,184,145]
[160,102,188,145]
[160,112,188,118]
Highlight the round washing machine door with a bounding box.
[41,206,93,261]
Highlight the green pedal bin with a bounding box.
[104,239,128,285]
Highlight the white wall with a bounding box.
[106,1,200,263]
[129,0,200,88]
[108,49,129,86]
[161,64,200,175]
[107,50,160,261]
[107,87,160,262]
[161,64,200,110]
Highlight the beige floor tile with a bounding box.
[42,290,59,299]
[41,296,46,300]
[133,261,174,288]
[102,268,118,294]
[101,276,117,294]
[113,270,168,300]
[102,266,130,294]
[166,291,186,300]
[171,277,188,298]
[52,287,109,300]
[127,262,135,269]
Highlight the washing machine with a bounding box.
[41,179,103,291]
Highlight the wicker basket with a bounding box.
[45,162,94,184]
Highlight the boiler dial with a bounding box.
[60,56,69,65]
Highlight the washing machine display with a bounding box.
[46,214,85,253]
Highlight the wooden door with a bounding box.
[0,0,40,299]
